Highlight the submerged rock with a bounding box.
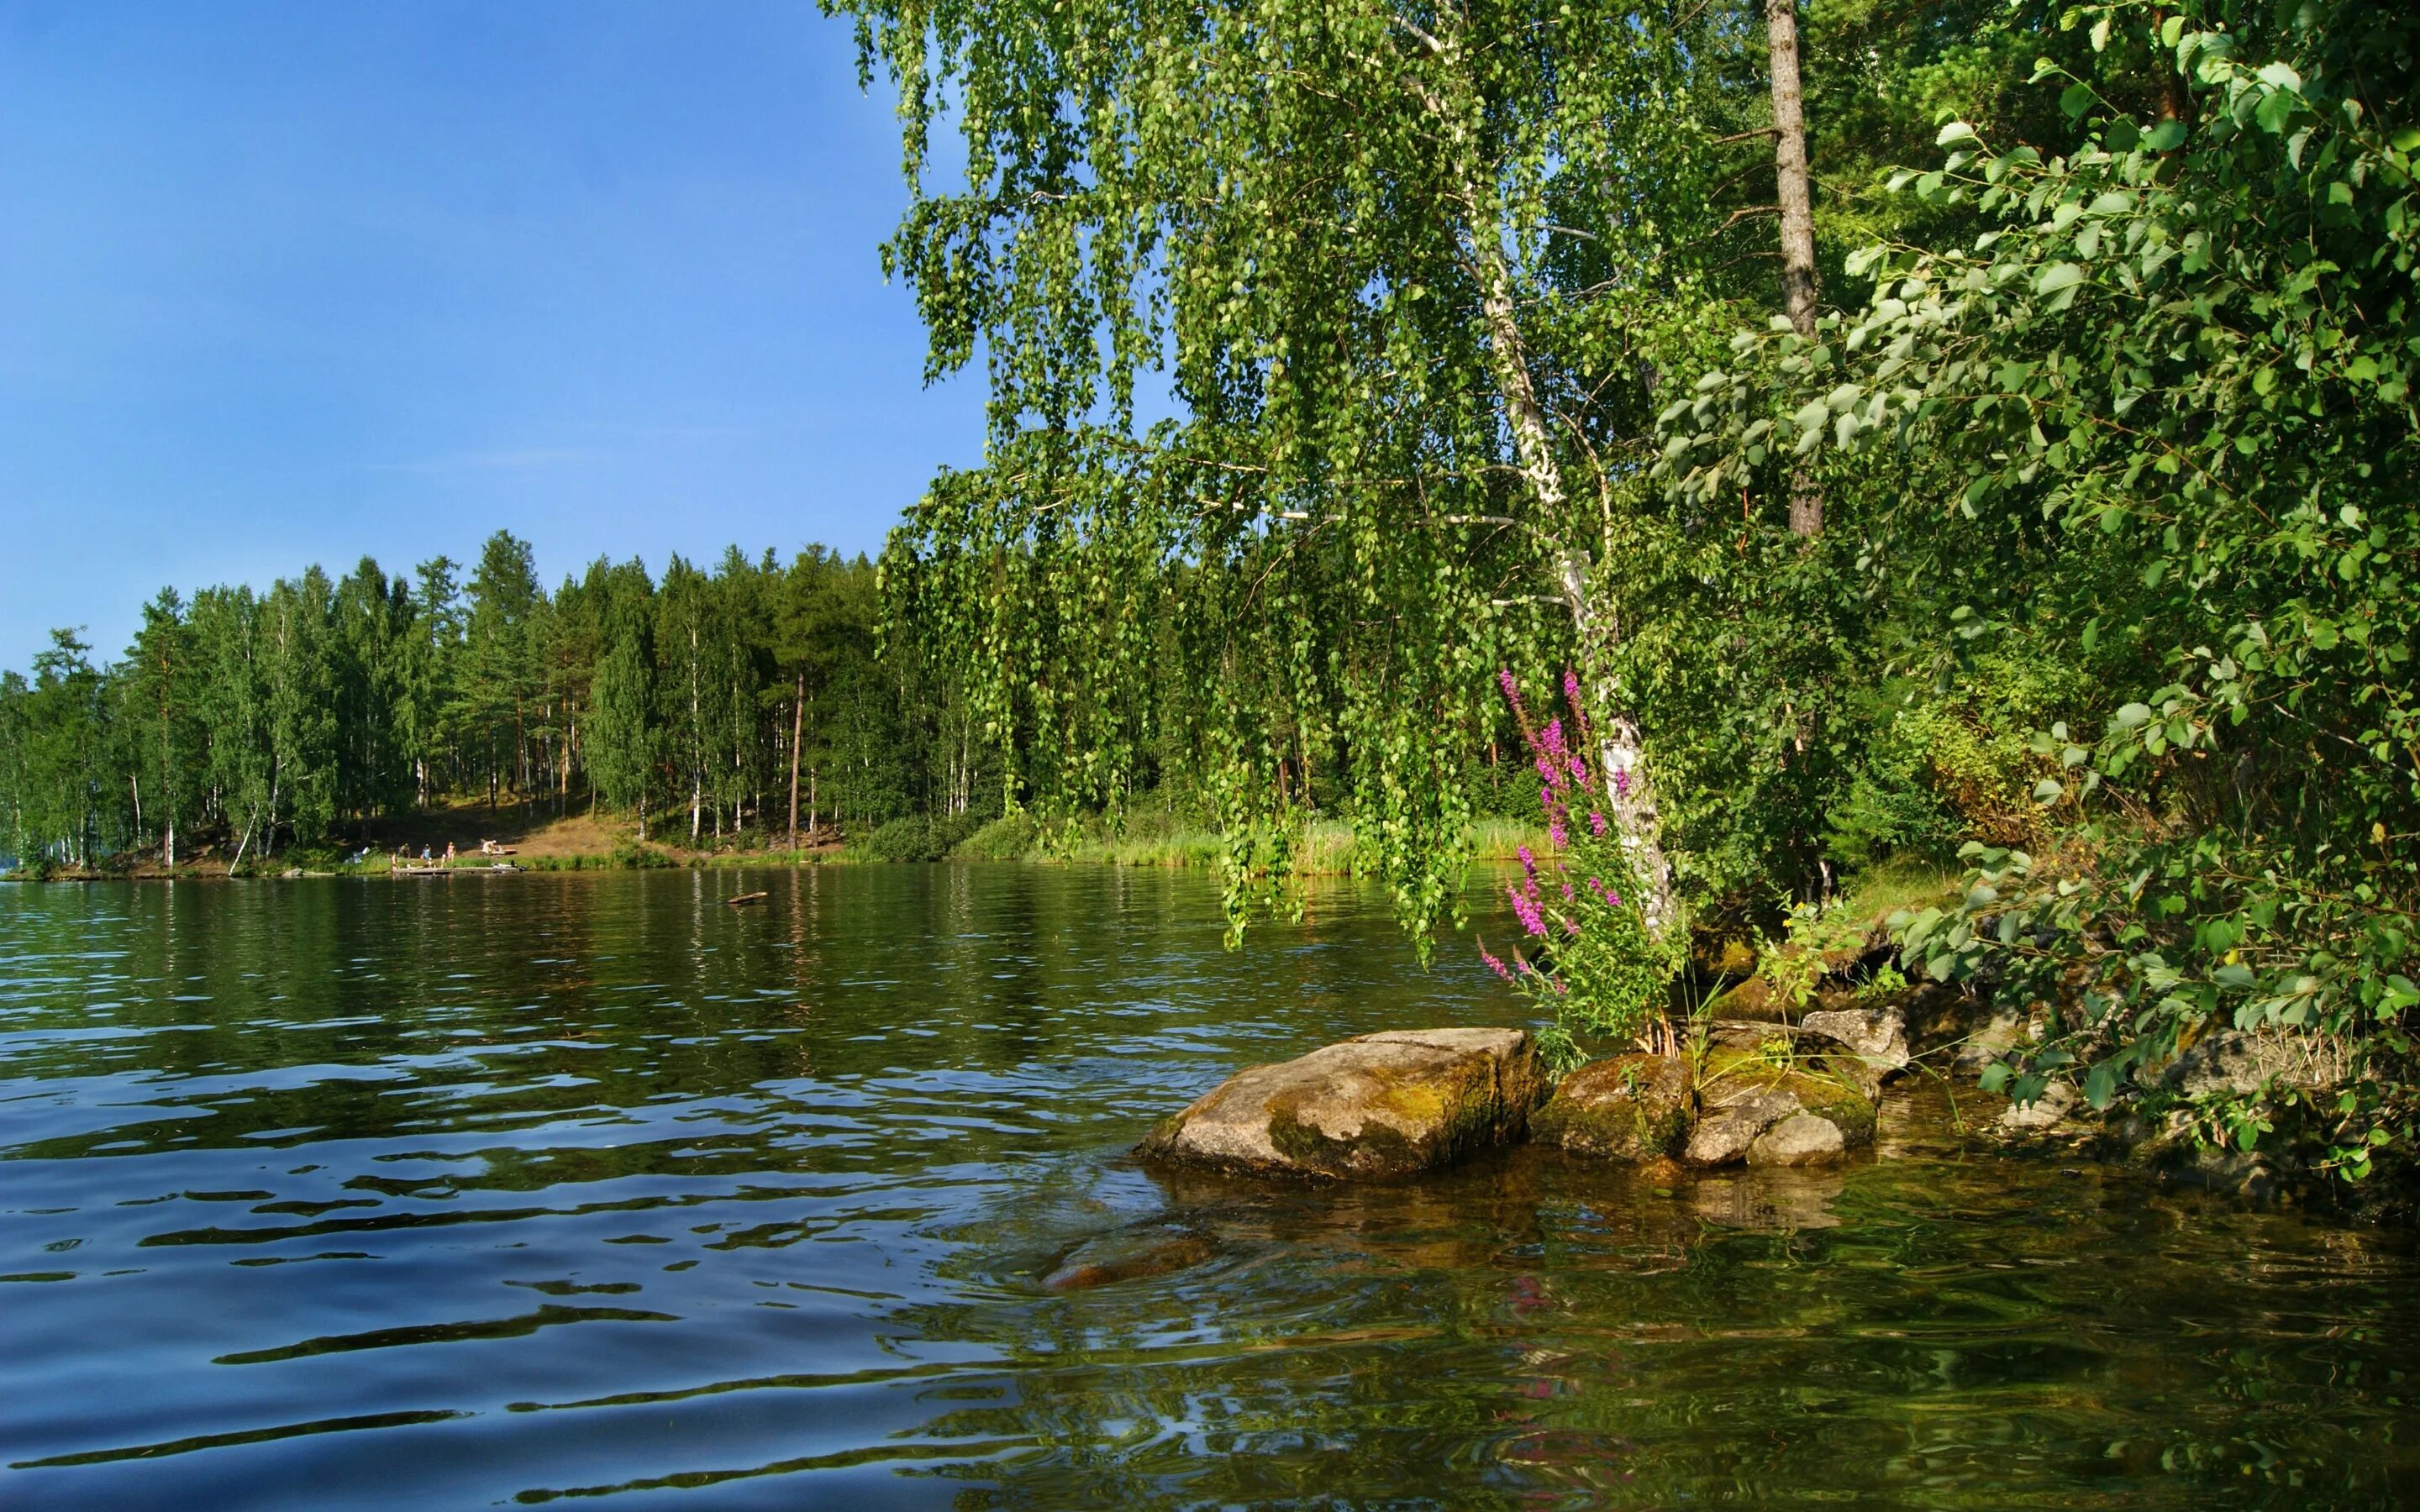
[1041,1221,1218,1290]
[1749,1112,1848,1167]
[1532,1054,1692,1162]
[1134,1027,1543,1182]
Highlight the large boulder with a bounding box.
[1532,1054,1693,1162]
[1134,1027,1544,1182]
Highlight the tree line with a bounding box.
[0,533,987,870]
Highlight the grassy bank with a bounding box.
[7,804,1554,881]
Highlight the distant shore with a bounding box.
[3,804,1548,881]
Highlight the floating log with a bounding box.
[724,890,769,906]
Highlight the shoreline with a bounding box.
[2,816,1553,883]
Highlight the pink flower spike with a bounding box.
[1478,942,1512,980]
[1563,916,1580,937]
[1509,886,1548,937]
[1588,811,1607,837]
[1612,767,1633,798]
[1548,815,1567,849]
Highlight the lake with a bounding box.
[2,868,2416,1508]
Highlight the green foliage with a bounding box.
[605,839,676,870]
[954,811,1039,861]
[859,814,962,863]
[1655,0,2420,1172]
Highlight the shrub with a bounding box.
[954,811,1037,860]
[860,816,940,862]
[606,839,675,869]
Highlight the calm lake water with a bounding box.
[2,868,2415,1509]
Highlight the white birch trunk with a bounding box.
[1434,71,1678,937]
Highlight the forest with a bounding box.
[0,537,986,871]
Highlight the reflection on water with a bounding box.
[0,868,2414,1509]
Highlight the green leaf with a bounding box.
[2034,262,2084,296]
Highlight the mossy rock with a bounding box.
[1685,1045,1879,1165]
[1136,1027,1544,1182]
[1533,1054,1693,1163]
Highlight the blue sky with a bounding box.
[0,1,992,669]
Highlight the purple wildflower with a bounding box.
[1549,812,1567,849]
[1507,885,1548,938]
[1477,942,1512,980]
[1612,766,1633,799]
[1588,811,1607,837]
[1563,915,1581,938]
[1517,844,1538,888]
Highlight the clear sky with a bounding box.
[0,0,990,670]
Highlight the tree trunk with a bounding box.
[1767,0,1823,537]
[1428,55,1677,936]
[787,675,804,848]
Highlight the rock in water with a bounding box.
[1532,1054,1693,1162]
[1134,1027,1543,1181]
[1685,1088,1803,1166]
[1041,1222,1218,1290]
[1749,1112,1848,1167]
[1683,1047,1881,1168]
